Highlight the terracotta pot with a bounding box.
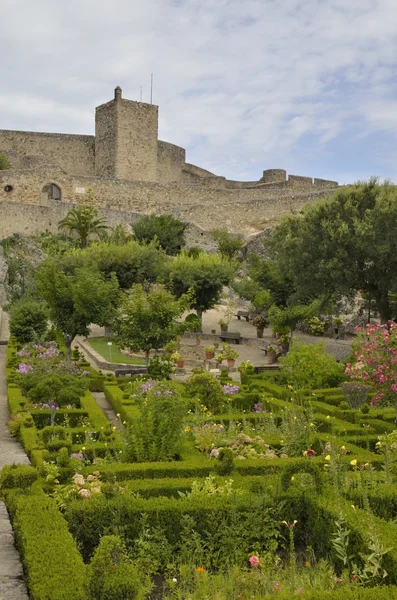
[205,352,215,360]
[176,359,185,368]
[227,359,236,368]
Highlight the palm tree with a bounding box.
[58,205,109,248]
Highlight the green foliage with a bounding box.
[36,259,120,356]
[266,179,397,322]
[147,354,175,379]
[184,312,202,332]
[9,300,48,343]
[0,464,38,490]
[58,201,109,248]
[211,228,245,260]
[86,535,149,600]
[278,342,345,389]
[186,371,225,413]
[0,151,11,170]
[114,284,189,364]
[214,448,234,476]
[168,251,236,319]
[133,214,187,255]
[341,382,371,409]
[123,382,186,462]
[21,373,87,407]
[13,491,87,600]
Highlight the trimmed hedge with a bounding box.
[0,464,38,490]
[12,489,87,600]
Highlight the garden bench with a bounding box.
[235,310,250,321]
[114,367,148,377]
[219,331,241,345]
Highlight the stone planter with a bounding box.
[220,324,228,332]
[268,351,277,364]
[256,327,264,338]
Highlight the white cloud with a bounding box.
[1,0,397,181]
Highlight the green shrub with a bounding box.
[186,371,225,413]
[278,342,345,389]
[86,535,150,600]
[341,382,371,409]
[0,464,38,490]
[9,300,48,344]
[12,490,87,599]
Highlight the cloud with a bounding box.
[1,0,397,181]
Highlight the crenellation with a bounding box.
[0,87,339,235]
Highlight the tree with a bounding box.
[9,300,48,343]
[211,228,245,260]
[0,152,11,170]
[266,180,397,322]
[56,241,166,290]
[114,284,189,366]
[58,204,109,248]
[167,251,236,322]
[133,214,187,255]
[36,259,120,359]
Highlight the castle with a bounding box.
[0,87,338,238]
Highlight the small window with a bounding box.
[42,183,61,201]
[4,185,13,192]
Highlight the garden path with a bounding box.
[0,312,30,600]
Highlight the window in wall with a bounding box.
[42,183,61,201]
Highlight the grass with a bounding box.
[87,337,146,365]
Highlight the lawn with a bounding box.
[86,337,146,365]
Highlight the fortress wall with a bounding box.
[95,101,118,178]
[261,169,287,183]
[181,163,219,182]
[0,130,95,176]
[287,174,313,188]
[314,177,338,188]
[157,141,186,182]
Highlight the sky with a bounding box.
[1,0,397,184]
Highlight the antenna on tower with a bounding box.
[150,73,153,104]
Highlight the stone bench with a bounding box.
[219,331,241,345]
[235,310,250,321]
[114,367,148,377]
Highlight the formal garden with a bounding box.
[2,181,397,599]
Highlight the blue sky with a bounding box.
[1,0,397,184]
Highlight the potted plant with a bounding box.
[215,352,224,365]
[196,335,201,345]
[218,319,228,333]
[267,345,277,364]
[205,345,215,360]
[171,352,184,368]
[333,316,345,339]
[252,314,268,338]
[165,340,180,354]
[278,333,290,354]
[223,343,239,367]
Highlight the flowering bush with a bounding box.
[346,322,397,405]
[223,384,240,395]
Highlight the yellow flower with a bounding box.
[287,385,294,391]
[350,459,357,467]
[310,422,315,427]
[116,413,120,417]
[341,446,346,451]
[326,415,331,420]
[291,476,295,481]
[203,406,207,412]
[207,412,212,417]
[325,455,331,461]
[82,446,86,451]
[112,426,116,430]
[184,426,191,433]
[302,450,308,456]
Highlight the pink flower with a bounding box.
[249,555,260,567]
[298,588,304,595]
[78,488,91,498]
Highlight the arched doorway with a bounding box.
[42,183,61,202]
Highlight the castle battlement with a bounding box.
[0,87,338,236]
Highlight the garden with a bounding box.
[3,183,397,599]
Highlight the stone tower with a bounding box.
[95,86,159,182]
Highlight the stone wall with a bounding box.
[0,129,95,176]
[94,100,118,178]
[157,140,186,183]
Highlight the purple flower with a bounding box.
[223,384,240,395]
[71,453,84,460]
[253,402,266,414]
[16,363,33,374]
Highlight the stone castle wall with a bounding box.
[0,129,95,176]
[0,87,339,236]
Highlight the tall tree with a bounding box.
[167,251,236,321]
[211,229,245,260]
[114,284,189,365]
[266,179,397,322]
[36,259,120,359]
[58,205,109,248]
[133,214,187,255]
